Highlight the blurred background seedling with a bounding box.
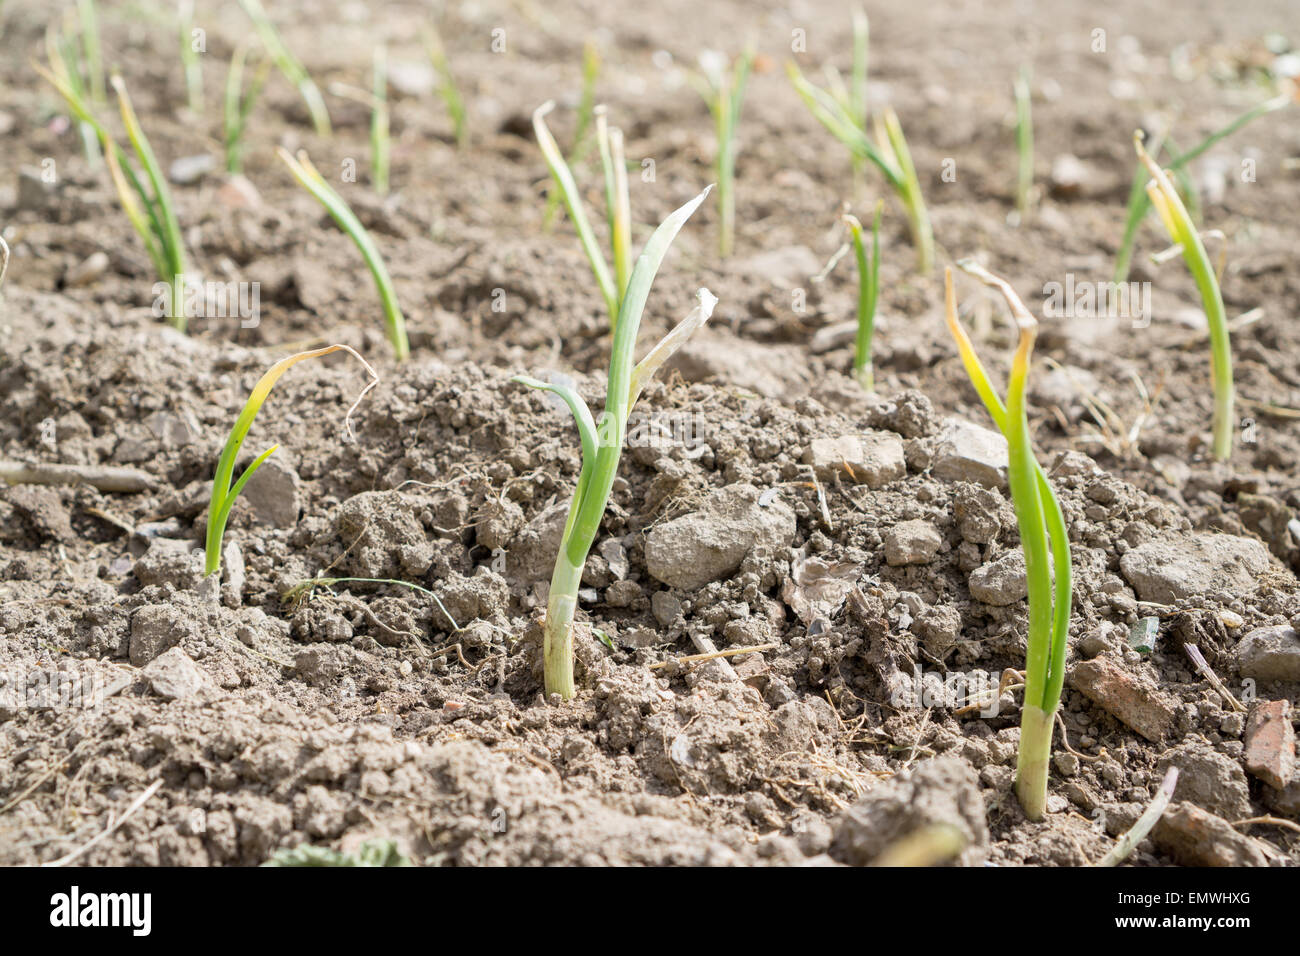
[424,22,467,148]
[178,0,202,114]
[224,39,270,175]
[689,48,753,259]
[788,18,932,274]
[278,148,409,359]
[239,0,332,136]
[542,40,600,231]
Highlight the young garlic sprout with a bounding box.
[788,59,933,274]
[224,40,270,175]
[206,345,377,578]
[43,8,103,164]
[542,41,601,230]
[1135,132,1233,460]
[40,49,189,329]
[238,0,332,136]
[945,262,1072,821]
[1113,93,1290,283]
[533,100,631,329]
[277,148,409,360]
[371,46,390,195]
[690,49,753,259]
[1014,65,1033,218]
[178,0,203,114]
[424,23,468,148]
[844,201,882,390]
[514,187,715,699]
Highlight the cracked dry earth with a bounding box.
[3,0,1300,866]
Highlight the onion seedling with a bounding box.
[44,10,103,165]
[76,0,105,105]
[690,49,753,259]
[40,51,190,329]
[224,40,270,174]
[513,187,715,699]
[595,107,633,297]
[533,100,623,328]
[206,345,377,578]
[424,24,467,149]
[813,8,869,188]
[849,8,869,188]
[788,61,933,274]
[945,262,1072,821]
[1134,132,1234,460]
[543,41,601,231]
[178,0,203,114]
[844,201,882,390]
[371,46,390,194]
[1014,65,1033,218]
[325,63,390,195]
[1114,93,1290,283]
[238,0,331,136]
[277,148,409,360]
[107,75,188,328]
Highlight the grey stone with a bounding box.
[335,490,433,578]
[1048,153,1090,197]
[221,541,245,608]
[133,537,205,590]
[435,569,509,627]
[476,499,524,551]
[664,328,810,399]
[17,165,59,212]
[63,252,109,288]
[1031,364,1103,414]
[1156,741,1252,821]
[953,483,1004,545]
[831,757,987,866]
[507,499,571,583]
[651,591,683,627]
[967,550,1027,606]
[1235,625,1300,682]
[644,483,796,590]
[728,245,823,286]
[145,410,200,447]
[141,647,213,700]
[931,417,1008,489]
[387,61,437,96]
[242,458,301,527]
[804,431,906,488]
[1119,533,1272,604]
[130,604,198,666]
[883,519,943,566]
[168,154,216,185]
[916,605,963,659]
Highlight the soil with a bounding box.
[2,0,1299,866]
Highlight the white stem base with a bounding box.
[1015,703,1054,822]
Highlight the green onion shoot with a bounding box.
[945,262,1073,821]
[277,148,410,360]
[206,345,377,578]
[1135,132,1234,460]
[513,186,715,699]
